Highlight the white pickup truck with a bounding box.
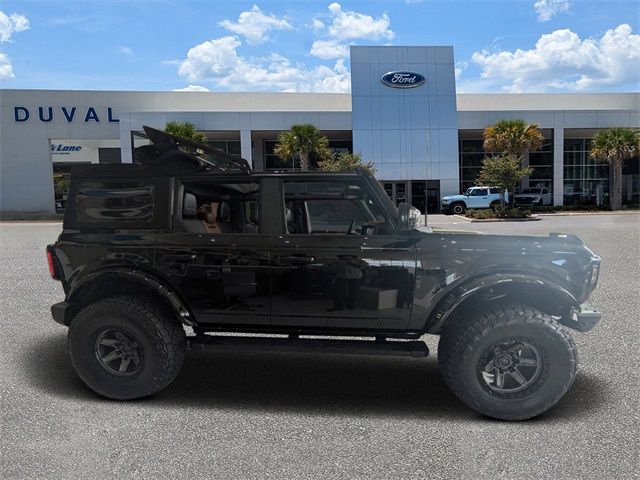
[441,186,507,214]
[514,187,552,206]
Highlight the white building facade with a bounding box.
[1,46,638,214]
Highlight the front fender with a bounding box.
[423,273,581,333]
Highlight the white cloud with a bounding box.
[119,46,134,56]
[177,36,350,93]
[0,52,14,80]
[173,85,210,92]
[0,11,28,81]
[0,11,29,42]
[533,0,570,22]
[325,3,393,41]
[471,24,640,92]
[309,18,325,32]
[310,39,350,60]
[219,4,291,45]
[454,60,468,81]
[178,36,243,82]
[308,3,394,60]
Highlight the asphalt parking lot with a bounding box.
[1,214,638,479]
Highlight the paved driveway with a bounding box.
[1,215,638,479]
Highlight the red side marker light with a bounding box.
[46,247,58,279]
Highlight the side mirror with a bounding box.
[397,202,423,230]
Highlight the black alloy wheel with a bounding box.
[95,328,143,376]
[478,338,543,395]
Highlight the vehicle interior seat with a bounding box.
[285,206,295,233]
[291,201,311,234]
[181,192,207,233]
[243,202,259,233]
[217,202,234,233]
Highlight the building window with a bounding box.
[459,132,554,194]
[458,138,498,193]
[563,138,610,206]
[208,140,242,157]
[528,138,553,190]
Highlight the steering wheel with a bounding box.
[346,219,356,235]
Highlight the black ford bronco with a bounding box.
[47,127,602,420]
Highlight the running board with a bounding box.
[189,336,429,358]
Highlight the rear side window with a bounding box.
[75,181,154,224]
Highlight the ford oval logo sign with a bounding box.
[381,71,425,88]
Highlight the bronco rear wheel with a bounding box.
[437,303,577,420]
[68,295,186,400]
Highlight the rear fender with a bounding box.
[64,268,194,326]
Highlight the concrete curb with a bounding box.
[1,213,63,221]
[452,214,540,223]
[536,211,640,216]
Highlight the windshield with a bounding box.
[519,188,539,194]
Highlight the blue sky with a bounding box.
[0,0,638,93]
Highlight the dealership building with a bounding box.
[1,45,638,214]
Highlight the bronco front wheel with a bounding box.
[437,303,578,420]
[68,295,186,400]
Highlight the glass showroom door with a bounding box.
[383,182,408,206]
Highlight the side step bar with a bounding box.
[189,335,429,358]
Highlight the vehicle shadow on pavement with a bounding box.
[24,333,609,421]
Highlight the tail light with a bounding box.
[46,245,60,280]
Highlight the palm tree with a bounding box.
[590,127,640,210]
[318,151,376,174]
[274,124,331,171]
[483,119,545,158]
[164,121,207,144]
[482,119,545,207]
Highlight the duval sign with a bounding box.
[13,106,119,123]
[380,71,426,88]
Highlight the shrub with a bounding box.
[465,208,531,219]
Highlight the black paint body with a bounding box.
[50,165,600,338]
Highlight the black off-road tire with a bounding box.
[68,295,187,400]
[451,202,466,215]
[490,200,501,211]
[437,303,578,420]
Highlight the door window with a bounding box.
[283,179,388,235]
[178,181,260,234]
